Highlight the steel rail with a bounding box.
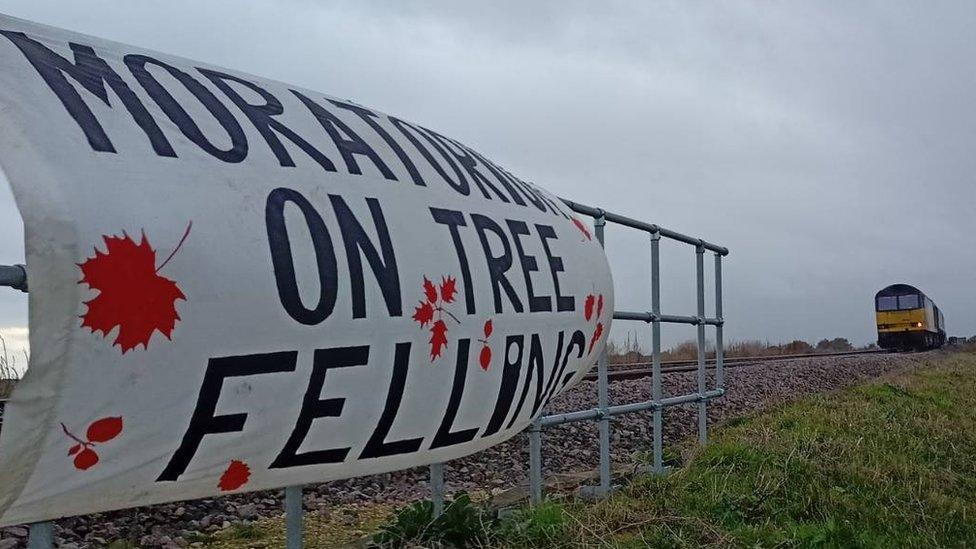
[585,348,889,382]
[609,348,886,370]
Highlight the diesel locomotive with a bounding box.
[875,284,945,350]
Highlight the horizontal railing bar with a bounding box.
[561,199,729,255]
[540,408,601,427]
[0,264,27,292]
[538,389,724,428]
[613,310,722,326]
[607,389,724,416]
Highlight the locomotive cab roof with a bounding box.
[875,283,924,299]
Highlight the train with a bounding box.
[875,284,945,350]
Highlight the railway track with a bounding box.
[0,350,895,427]
[585,349,888,382]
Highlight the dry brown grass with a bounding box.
[0,332,23,398]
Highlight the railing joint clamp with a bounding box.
[594,209,607,226]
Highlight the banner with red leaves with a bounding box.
[0,14,613,526]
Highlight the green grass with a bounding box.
[489,351,976,548]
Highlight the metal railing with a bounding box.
[0,200,728,548]
[427,200,728,507]
[521,200,728,501]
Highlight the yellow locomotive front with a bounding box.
[875,284,945,350]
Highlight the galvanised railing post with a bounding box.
[528,420,542,504]
[695,245,707,444]
[430,462,444,517]
[714,253,725,390]
[284,485,303,549]
[594,214,611,496]
[28,522,53,549]
[650,231,663,473]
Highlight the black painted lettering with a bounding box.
[199,69,336,172]
[270,346,369,467]
[426,130,511,203]
[292,91,397,180]
[330,100,426,186]
[536,224,575,312]
[482,335,524,437]
[471,214,524,314]
[359,343,423,459]
[266,188,339,325]
[125,55,247,162]
[534,331,565,415]
[329,195,401,318]
[542,330,586,408]
[0,32,174,156]
[389,117,469,194]
[430,339,479,449]
[506,333,545,429]
[430,208,475,315]
[157,351,297,481]
[507,220,551,312]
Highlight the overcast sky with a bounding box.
[1,1,974,362]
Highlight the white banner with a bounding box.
[0,13,612,526]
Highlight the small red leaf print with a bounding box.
[479,345,492,371]
[68,444,81,456]
[79,223,191,353]
[597,294,604,318]
[423,277,438,303]
[412,301,434,327]
[429,319,449,360]
[440,275,458,303]
[584,294,595,321]
[572,217,592,241]
[483,319,493,338]
[589,322,604,354]
[86,416,123,443]
[218,460,250,492]
[73,448,99,471]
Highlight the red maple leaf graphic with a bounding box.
[412,301,435,327]
[440,275,458,303]
[584,294,595,321]
[597,294,604,317]
[413,275,461,361]
[429,320,449,360]
[218,459,250,491]
[588,322,605,355]
[423,276,438,303]
[79,223,191,353]
[483,319,493,338]
[571,217,592,241]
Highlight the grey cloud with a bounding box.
[0,1,973,352]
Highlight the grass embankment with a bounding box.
[209,351,976,547]
[497,351,976,547]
